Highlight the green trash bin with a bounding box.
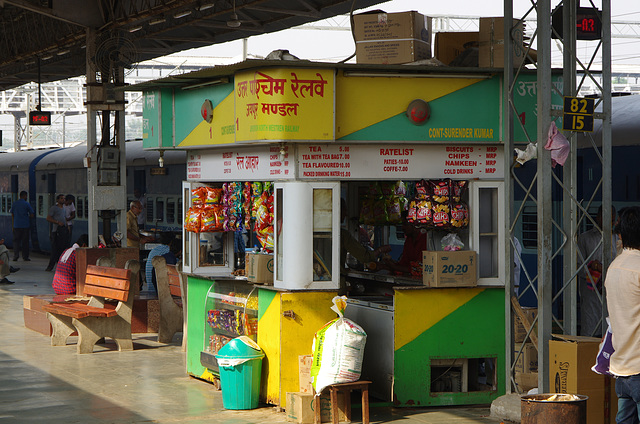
[216,336,265,410]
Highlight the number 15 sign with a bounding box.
[563,96,595,132]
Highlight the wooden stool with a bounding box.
[314,380,371,424]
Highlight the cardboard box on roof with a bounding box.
[549,334,617,424]
[479,17,531,68]
[353,11,432,64]
[434,32,479,66]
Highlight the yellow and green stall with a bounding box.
[137,60,553,408]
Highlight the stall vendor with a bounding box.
[339,199,390,294]
[384,210,427,276]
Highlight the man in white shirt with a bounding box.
[605,206,640,423]
[63,194,76,239]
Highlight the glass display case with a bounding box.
[199,281,258,374]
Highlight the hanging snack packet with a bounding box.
[387,195,403,224]
[200,206,224,232]
[191,187,207,207]
[416,197,433,225]
[432,202,451,228]
[430,179,451,203]
[450,201,469,228]
[185,207,202,233]
[203,187,223,208]
[452,180,468,202]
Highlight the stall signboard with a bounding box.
[189,143,503,180]
[187,145,295,181]
[235,68,335,142]
[297,143,504,180]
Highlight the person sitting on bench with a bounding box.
[52,234,88,295]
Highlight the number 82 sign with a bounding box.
[562,96,595,132]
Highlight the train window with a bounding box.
[156,198,164,223]
[521,207,537,249]
[1,197,6,213]
[6,197,11,212]
[77,198,84,219]
[38,195,44,216]
[146,197,153,223]
[84,196,88,218]
[167,199,175,224]
[178,197,183,225]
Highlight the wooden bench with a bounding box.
[152,256,185,345]
[42,260,140,354]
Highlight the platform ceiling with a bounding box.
[0,0,386,91]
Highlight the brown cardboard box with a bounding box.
[353,11,432,64]
[245,253,274,285]
[515,371,538,392]
[299,355,313,394]
[422,250,477,287]
[514,343,538,373]
[479,17,527,68]
[549,334,617,424]
[286,392,349,423]
[434,32,479,65]
[514,307,538,343]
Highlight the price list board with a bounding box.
[297,144,504,180]
[187,146,295,181]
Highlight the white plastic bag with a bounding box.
[310,296,367,395]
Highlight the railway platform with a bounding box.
[0,253,508,423]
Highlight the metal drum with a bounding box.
[521,394,588,424]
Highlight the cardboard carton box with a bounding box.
[245,253,274,285]
[286,392,349,423]
[479,17,527,68]
[514,342,538,373]
[299,355,313,394]
[514,307,538,343]
[422,250,477,287]
[353,11,432,64]
[549,334,617,424]
[434,32,479,66]
[515,371,538,392]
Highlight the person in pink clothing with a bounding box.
[605,206,640,423]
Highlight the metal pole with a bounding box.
[86,28,99,247]
[537,0,553,393]
[503,0,515,394]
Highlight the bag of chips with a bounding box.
[185,207,202,233]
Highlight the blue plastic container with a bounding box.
[216,336,265,410]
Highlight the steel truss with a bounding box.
[505,0,612,393]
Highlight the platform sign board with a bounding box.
[562,96,595,132]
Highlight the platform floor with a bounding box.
[0,252,505,423]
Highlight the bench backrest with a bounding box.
[167,264,181,297]
[84,265,132,302]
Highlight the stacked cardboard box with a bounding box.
[479,17,529,68]
[353,11,432,64]
[434,32,479,66]
[549,334,617,424]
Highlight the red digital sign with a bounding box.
[29,111,51,126]
[552,6,601,41]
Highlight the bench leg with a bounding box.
[73,317,133,354]
[157,314,182,344]
[46,312,75,346]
